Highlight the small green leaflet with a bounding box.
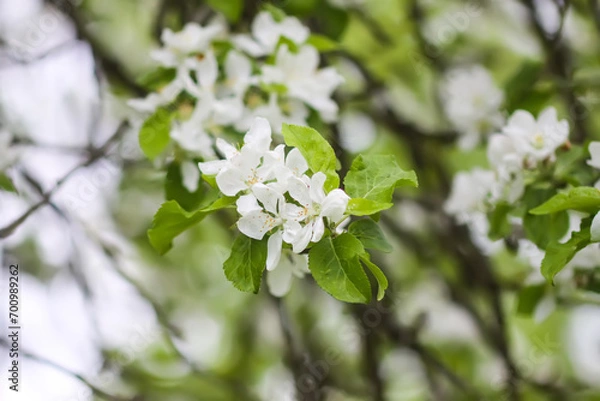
[165,162,205,212]
[206,0,243,22]
[530,187,600,215]
[309,233,389,303]
[523,187,569,250]
[139,107,173,160]
[306,34,339,52]
[344,154,417,204]
[541,218,592,284]
[281,124,339,192]
[359,253,388,301]
[0,173,16,193]
[309,234,372,303]
[516,284,546,316]
[223,235,268,293]
[346,198,393,216]
[147,197,235,255]
[348,219,392,253]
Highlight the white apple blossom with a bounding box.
[261,45,344,122]
[195,116,351,296]
[237,183,290,270]
[151,23,222,67]
[235,94,309,134]
[198,117,276,196]
[170,119,215,160]
[222,50,255,97]
[284,172,350,253]
[185,50,245,126]
[502,107,569,166]
[440,65,505,149]
[232,11,309,57]
[127,79,183,114]
[444,168,495,224]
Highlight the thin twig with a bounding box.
[0,122,128,238]
[521,0,588,143]
[0,339,131,401]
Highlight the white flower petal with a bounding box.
[267,257,293,297]
[180,161,200,193]
[252,183,283,215]
[238,211,278,240]
[236,194,261,216]
[311,218,325,243]
[320,189,350,223]
[285,148,309,176]
[232,34,266,57]
[287,176,311,207]
[216,138,239,160]
[216,167,248,196]
[198,159,228,176]
[244,117,272,151]
[291,224,313,253]
[197,50,218,89]
[309,172,327,204]
[588,142,600,169]
[267,231,283,271]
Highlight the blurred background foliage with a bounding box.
[1,0,600,400]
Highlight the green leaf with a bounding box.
[523,187,570,249]
[516,284,546,316]
[259,82,288,95]
[223,235,268,293]
[306,34,339,52]
[281,124,339,191]
[504,61,544,113]
[315,3,349,39]
[147,197,235,254]
[206,0,243,22]
[348,219,392,253]
[137,67,176,91]
[275,35,299,53]
[347,198,393,216]
[541,218,592,284]
[165,162,205,212]
[554,146,585,180]
[139,107,173,160]
[344,154,417,204]
[359,253,388,301]
[0,173,16,193]
[309,234,371,303]
[487,203,512,240]
[262,4,287,21]
[530,187,600,215]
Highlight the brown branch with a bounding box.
[273,296,324,401]
[521,0,588,143]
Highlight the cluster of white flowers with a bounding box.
[440,65,505,150]
[128,11,344,193]
[445,106,569,252]
[199,117,350,296]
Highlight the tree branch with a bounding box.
[0,122,128,239]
